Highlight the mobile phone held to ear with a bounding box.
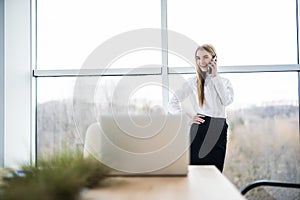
[208,55,217,74]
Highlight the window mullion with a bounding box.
[161,0,169,110]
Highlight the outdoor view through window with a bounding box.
[36,0,299,199]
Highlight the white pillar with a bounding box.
[0,0,4,167]
[4,0,33,167]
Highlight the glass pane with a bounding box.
[37,76,163,158]
[224,72,300,200]
[168,0,297,67]
[37,0,161,69]
[169,72,300,199]
[108,49,162,69]
[37,77,77,157]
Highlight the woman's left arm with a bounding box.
[211,76,234,106]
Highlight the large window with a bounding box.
[35,1,300,199]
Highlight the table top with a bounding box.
[81,165,246,200]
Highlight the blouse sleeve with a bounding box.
[168,78,194,114]
[211,76,234,106]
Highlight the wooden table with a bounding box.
[81,166,246,200]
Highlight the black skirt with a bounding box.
[190,116,228,172]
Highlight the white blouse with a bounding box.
[168,75,234,118]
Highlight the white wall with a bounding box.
[4,0,32,167]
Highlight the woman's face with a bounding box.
[195,49,213,72]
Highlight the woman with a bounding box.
[168,44,234,172]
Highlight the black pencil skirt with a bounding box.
[189,116,228,172]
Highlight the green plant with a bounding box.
[0,150,110,200]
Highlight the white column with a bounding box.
[4,0,32,167]
[0,0,4,167]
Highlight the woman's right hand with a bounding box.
[191,114,205,124]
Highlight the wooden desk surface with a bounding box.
[81,166,246,200]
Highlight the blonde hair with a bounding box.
[195,44,217,106]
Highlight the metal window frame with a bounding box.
[33,64,300,77]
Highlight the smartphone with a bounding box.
[208,55,217,74]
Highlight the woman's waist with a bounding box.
[196,110,227,119]
[195,106,226,118]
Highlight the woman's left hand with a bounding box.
[190,114,206,125]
